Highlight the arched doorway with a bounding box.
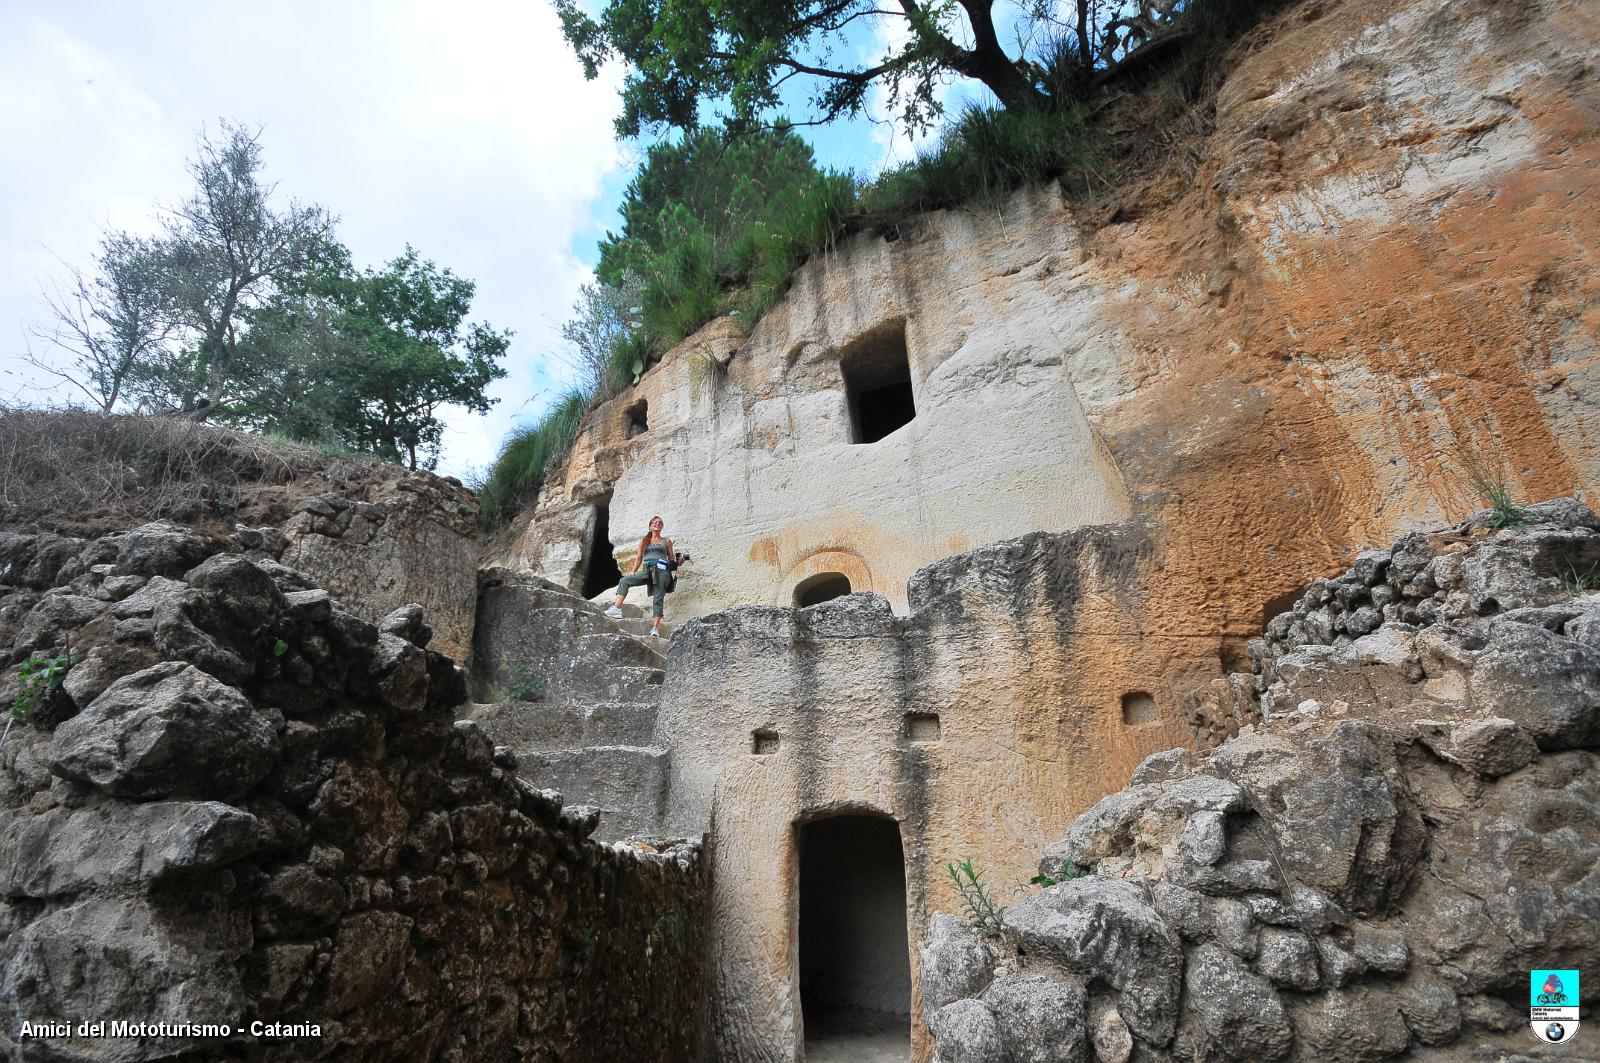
[794,572,851,608]
[798,814,910,1059]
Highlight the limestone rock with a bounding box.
[920,913,996,1020]
[1287,985,1411,1062]
[1414,717,1539,776]
[1002,878,1182,1045]
[1,896,246,1061]
[46,661,282,800]
[0,801,257,897]
[1174,944,1292,1063]
[1468,622,1600,749]
[930,999,1006,1063]
[1128,748,1194,786]
[980,973,1087,1063]
[1254,928,1319,990]
[1088,998,1132,1063]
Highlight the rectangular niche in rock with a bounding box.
[905,712,941,742]
[752,729,780,755]
[840,319,916,445]
[1121,691,1158,726]
[626,399,649,437]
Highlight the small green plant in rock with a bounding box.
[946,858,1007,938]
[1445,446,1531,529]
[1029,860,1092,888]
[504,663,544,702]
[8,650,80,742]
[1559,560,1600,596]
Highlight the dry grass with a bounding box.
[0,406,386,536]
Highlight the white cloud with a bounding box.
[0,0,626,478]
[864,9,972,168]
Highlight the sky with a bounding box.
[0,1,1001,480]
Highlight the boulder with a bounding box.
[0,801,257,897]
[929,999,1006,1063]
[981,973,1087,1063]
[1468,622,1600,749]
[920,913,996,1021]
[1414,717,1539,776]
[1,896,245,1061]
[46,661,282,800]
[1002,877,1182,1045]
[1174,944,1292,1063]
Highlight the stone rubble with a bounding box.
[0,522,707,1062]
[923,500,1600,1063]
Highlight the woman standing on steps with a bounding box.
[605,514,687,638]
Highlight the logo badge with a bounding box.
[1531,969,1580,1044]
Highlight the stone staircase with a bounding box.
[467,568,673,841]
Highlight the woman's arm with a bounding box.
[631,543,643,573]
[668,539,687,564]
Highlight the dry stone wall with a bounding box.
[275,474,482,663]
[0,523,707,1062]
[921,500,1600,1063]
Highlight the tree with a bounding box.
[561,0,1175,136]
[156,122,340,416]
[596,125,825,285]
[222,248,510,470]
[25,234,173,411]
[562,277,643,395]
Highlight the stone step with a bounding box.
[573,631,666,668]
[617,617,674,640]
[469,699,659,750]
[518,745,668,842]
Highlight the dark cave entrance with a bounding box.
[841,321,916,445]
[798,814,910,1055]
[581,500,624,600]
[794,572,852,608]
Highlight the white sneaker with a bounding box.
[604,605,623,619]
[649,628,661,638]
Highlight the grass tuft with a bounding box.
[472,389,589,529]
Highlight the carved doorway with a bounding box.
[798,814,911,1060]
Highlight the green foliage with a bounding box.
[556,0,1059,138]
[273,639,290,657]
[1446,447,1531,529]
[31,124,507,473]
[503,662,545,702]
[861,99,1107,221]
[473,389,590,530]
[11,652,78,723]
[946,858,1007,938]
[564,277,646,396]
[594,126,848,350]
[1029,859,1092,888]
[1559,561,1600,596]
[222,247,509,470]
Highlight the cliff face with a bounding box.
[496,0,1600,1059]
[510,0,1597,643]
[921,499,1600,1063]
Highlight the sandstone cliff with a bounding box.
[508,0,1597,650]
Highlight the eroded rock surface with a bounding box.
[0,524,706,1062]
[926,503,1600,1062]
